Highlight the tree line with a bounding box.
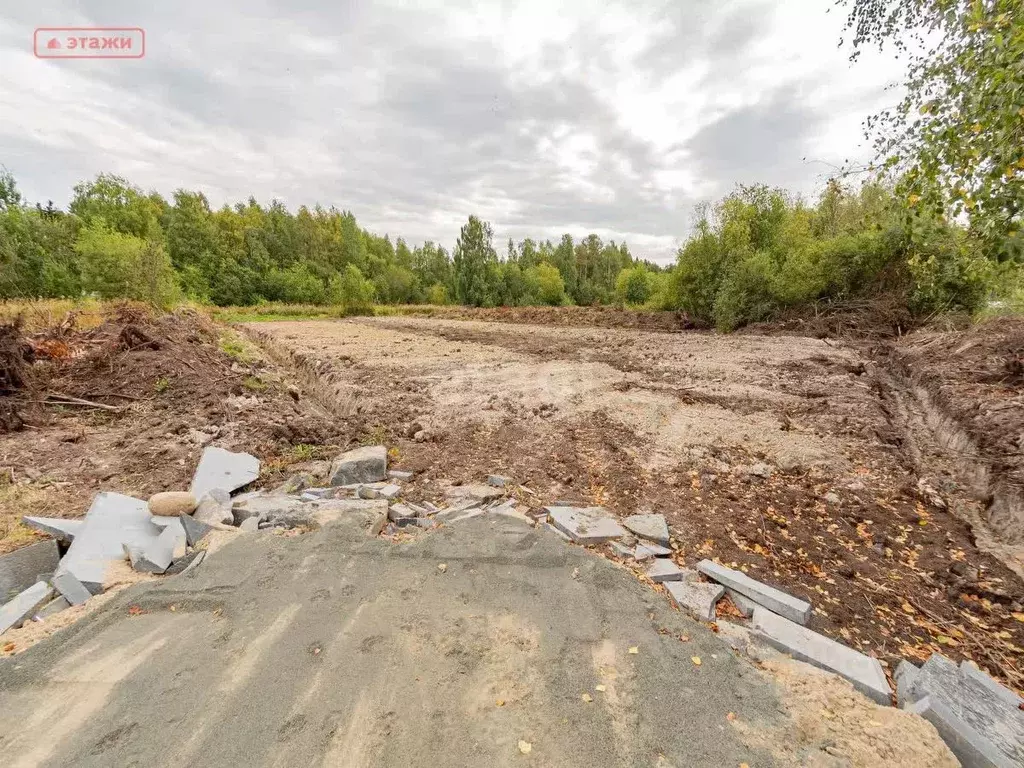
[0,170,667,312]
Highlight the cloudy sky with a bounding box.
[0,1,904,262]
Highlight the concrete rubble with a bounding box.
[0,539,59,601]
[0,581,54,635]
[897,654,1024,768]
[329,445,387,486]
[623,513,671,546]
[545,506,627,543]
[696,559,812,625]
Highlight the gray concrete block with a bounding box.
[635,542,672,560]
[179,514,212,547]
[193,488,234,526]
[959,661,1024,709]
[232,495,302,526]
[21,516,84,544]
[357,485,380,499]
[751,606,891,705]
[52,570,92,606]
[239,517,261,532]
[37,595,71,619]
[908,696,1017,768]
[378,484,401,500]
[609,542,634,558]
[724,588,756,618]
[647,559,684,583]
[901,653,1024,766]
[1,581,54,635]
[136,520,187,573]
[665,580,724,621]
[55,492,160,594]
[622,514,670,546]
[388,503,420,523]
[0,540,60,601]
[697,559,812,625]
[189,446,260,499]
[545,507,626,544]
[896,660,920,707]
[388,470,414,481]
[164,550,203,575]
[487,474,511,488]
[329,445,387,486]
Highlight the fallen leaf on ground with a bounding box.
[628,646,638,654]
[437,563,448,573]
[691,656,702,666]
[2,642,14,653]
[595,684,606,692]
[581,693,593,703]
[518,740,532,754]
[726,712,736,721]
[495,699,505,707]
[127,605,145,616]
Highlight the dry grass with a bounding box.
[0,299,108,332]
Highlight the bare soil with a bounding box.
[249,314,1024,694]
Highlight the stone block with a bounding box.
[179,514,212,547]
[665,580,724,621]
[635,542,672,560]
[697,559,812,625]
[37,595,71,619]
[959,661,1023,709]
[378,484,401,500]
[751,607,890,705]
[193,489,234,526]
[21,516,84,544]
[55,492,160,594]
[623,514,670,546]
[52,570,92,606]
[189,446,260,500]
[388,503,420,523]
[724,588,756,618]
[545,506,626,544]
[1,581,54,635]
[0,540,60,601]
[329,445,387,486]
[134,520,187,573]
[647,559,684,583]
[609,542,634,558]
[148,491,198,517]
[907,696,1017,768]
[896,660,920,707]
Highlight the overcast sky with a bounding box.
[0,1,904,262]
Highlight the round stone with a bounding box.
[148,491,198,517]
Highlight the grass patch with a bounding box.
[0,298,108,332]
[242,374,268,392]
[218,329,262,365]
[210,302,376,323]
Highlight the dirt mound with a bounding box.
[392,304,703,332]
[742,294,917,341]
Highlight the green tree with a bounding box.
[75,221,178,306]
[615,265,655,305]
[842,0,1024,259]
[526,263,566,305]
[453,215,497,306]
[70,174,163,239]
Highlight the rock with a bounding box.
[545,506,626,544]
[487,475,511,488]
[179,514,212,547]
[751,607,890,705]
[647,559,684,583]
[665,579,725,621]
[635,542,672,560]
[622,514,670,546]
[823,492,840,505]
[748,463,773,479]
[697,559,812,625]
[329,446,387,486]
[132,520,187,573]
[21,516,84,545]
[0,540,60,600]
[271,474,312,495]
[193,489,233,526]
[609,542,634,558]
[388,504,419,524]
[357,486,380,500]
[388,470,414,481]
[239,517,260,532]
[148,491,198,517]
[189,446,260,499]
[378,484,401,500]
[413,430,432,443]
[55,492,160,594]
[0,581,54,636]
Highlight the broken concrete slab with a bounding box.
[55,492,159,594]
[388,504,419,524]
[165,550,204,575]
[0,539,60,601]
[647,559,684,583]
[21,516,84,545]
[751,606,890,705]
[697,559,811,625]
[52,570,92,606]
[446,483,503,503]
[239,517,261,532]
[1,581,54,635]
[189,446,260,500]
[329,445,387,486]
[232,495,304,526]
[180,514,212,547]
[178,549,206,576]
[378,484,401,500]
[609,542,634,558]
[193,488,234,526]
[635,542,672,560]
[543,522,571,542]
[896,660,920,707]
[545,507,626,544]
[622,514,670,546]
[36,595,70,620]
[900,653,1024,766]
[724,588,756,618]
[134,520,187,573]
[665,579,725,621]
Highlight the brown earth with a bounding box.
[2,306,1022,698]
[248,314,1024,695]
